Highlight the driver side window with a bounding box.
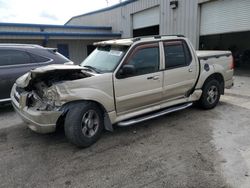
[128,47,159,76]
[119,44,159,78]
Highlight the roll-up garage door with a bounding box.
[200,0,250,36]
[133,6,160,30]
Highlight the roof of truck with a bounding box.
[94,35,186,46]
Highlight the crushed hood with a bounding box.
[16,64,93,88]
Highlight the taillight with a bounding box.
[229,56,234,70]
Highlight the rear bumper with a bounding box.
[11,84,62,134]
[225,78,234,89]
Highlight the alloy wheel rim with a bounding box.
[207,85,218,104]
[81,110,99,138]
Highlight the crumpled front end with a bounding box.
[11,84,63,133]
[11,65,92,134]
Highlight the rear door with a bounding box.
[0,49,50,100]
[162,40,198,101]
[114,42,163,114]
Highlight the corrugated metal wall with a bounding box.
[0,24,120,63]
[47,40,91,63]
[161,0,199,47]
[67,0,159,36]
[67,0,200,48]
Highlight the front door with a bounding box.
[113,42,163,115]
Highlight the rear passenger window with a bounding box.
[164,41,192,69]
[0,50,11,66]
[0,50,31,66]
[29,53,50,63]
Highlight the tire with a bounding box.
[64,102,104,148]
[199,79,221,109]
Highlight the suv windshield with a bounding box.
[80,45,128,73]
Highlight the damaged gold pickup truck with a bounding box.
[11,35,234,147]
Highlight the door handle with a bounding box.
[147,76,160,80]
[153,76,160,80]
[188,68,193,72]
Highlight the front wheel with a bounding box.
[199,79,221,109]
[64,102,104,148]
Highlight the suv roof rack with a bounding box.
[132,34,185,42]
[0,43,43,48]
[154,34,185,38]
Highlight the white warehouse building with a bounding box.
[0,23,121,64]
[1,0,250,66]
[66,0,250,67]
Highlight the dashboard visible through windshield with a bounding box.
[80,45,128,73]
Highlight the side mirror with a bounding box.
[118,64,136,78]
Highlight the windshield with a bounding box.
[80,45,128,73]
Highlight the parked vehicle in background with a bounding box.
[11,35,234,147]
[0,44,73,103]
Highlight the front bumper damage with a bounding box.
[11,84,63,133]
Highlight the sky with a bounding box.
[0,0,123,25]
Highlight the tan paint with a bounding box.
[11,36,234,133]
[195,53,234,89]
[57,73,115,112]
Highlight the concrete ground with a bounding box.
[0,75,250,188]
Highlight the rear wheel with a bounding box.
[64,102,104,148]
[199,79,221,109]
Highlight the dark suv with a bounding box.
[0,44,73,103]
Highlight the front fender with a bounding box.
[59,87,115,113]
[54,73,115,113]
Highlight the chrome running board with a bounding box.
[0,98,11,103]
[117,103,193,127]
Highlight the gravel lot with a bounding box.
[0,75,250,188]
